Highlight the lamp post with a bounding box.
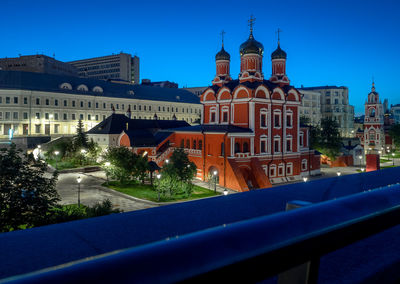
[104,161,110,184]
[54,151,59,170]
[156,174,161,201]
[337,171,341,177]
[303,177,308,182]
[77,176,82,207]
[358,155,363,167]
[392,153,395,166]
[213,170,218,193]
[223,188,228,196]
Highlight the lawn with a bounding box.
[105,181,220,202]
[46,158,98,171]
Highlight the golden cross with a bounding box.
[220,30,226,47]
[248,15,256,34]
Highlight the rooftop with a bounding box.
[0,70,200,104]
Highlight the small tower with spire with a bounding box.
[212,30,232,86]
[269,28,290,85]
[363,80,385,155]
[238,15,264,82]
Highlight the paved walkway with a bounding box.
[56,172,155,212]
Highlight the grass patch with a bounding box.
[381,165,398,169]
[105,181,220,202]
[380,158,391,163]
[46,158,98,170]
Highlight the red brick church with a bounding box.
[119,21,320,191]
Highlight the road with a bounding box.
[55,172,155,212]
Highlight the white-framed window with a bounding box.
[210,107,217,123]
[302,159,308,171]
[221,106,229,123]
[260,135,268,153]
[286,110,293,128]
[278,163,284,176]
[273,110,281,128]
[274,135,281,153]
[269,164,276,177]
[260,108,268,128]
[299,132,304,147]
[286,162,293,175]
[286,135,293,152]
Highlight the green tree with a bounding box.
[300,115,311,126]
[0,144,60,232]
[102,146,136,184]
[389,124,400,149]
[158,148,197,198]
[310,118,342,160]
[73,119,89,150]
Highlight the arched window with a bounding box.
[193,140,197,149]
[198,140,202,150]
[235,142,241,153]
[186,139,190,149]
[369,108,376,117]
[243,142,249,153]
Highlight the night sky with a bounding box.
[1,0,399,114]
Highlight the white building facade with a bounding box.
[299,86,355,137]
[298,89,321,126]
[0,70,201,139]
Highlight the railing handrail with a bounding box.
[4,184,400,284]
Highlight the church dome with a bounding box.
[239,34,264,56]
[215,46,230,61]
[271,44,287,59]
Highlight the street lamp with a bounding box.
[337,171,341,176]
[303,177,308,182]
[104,161,111,184]
[54,151,60,170]
[76,176,82,207]
[213,170,218,193]
[392,153,395,166]
[223,188,228,196]
[361,168,365,172]
[165,159,169,164]
[156,173,161,201]
[358,155,362,166]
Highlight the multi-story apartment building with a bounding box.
[68,53,140,84]
[299,86,355,137]
[391,104,400,124]
[298,89,321,126]
[0,70,201,139]
[0,55,78,77]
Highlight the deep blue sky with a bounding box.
[1,0,399,114]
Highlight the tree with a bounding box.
[310,118,342,160]
[300,115,311,126]
[102,146,137,184]
[389,124,400,149]
[158,148,197,198]
[0,144,60,232]
[73,119,89,150]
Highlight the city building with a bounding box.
[120,23,320,191]
[391,104,400,124]
[361,82,385,152]
[0,70,201,141]
[298,86,355,137]
[183,86,208,97]
[68,53,140,84]
[141,79,178,88]
[87,113,189,149]
[298,89,321,126]
[0,54,78,77]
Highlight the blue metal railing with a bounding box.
[3,184,400,284]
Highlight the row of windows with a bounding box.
[0,96,200,114]
[180,139,203,150]
[77,63,120,71]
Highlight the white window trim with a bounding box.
[299,132,304,147]
[221,106,229,124]
[274,135,281,153]
[270,164,276,177]
[286,162,293,175]
[302,159,308,171]
[260,135,268,154]
[260,108,268,129]
[273,110,282,129]
[278,163,284,177]
[286,135,293,152]
[286,110,293,129]
[209,107,218,124]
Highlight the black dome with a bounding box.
[239,34,264,56]
[271,44,287,59]
[215,46,230,61]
